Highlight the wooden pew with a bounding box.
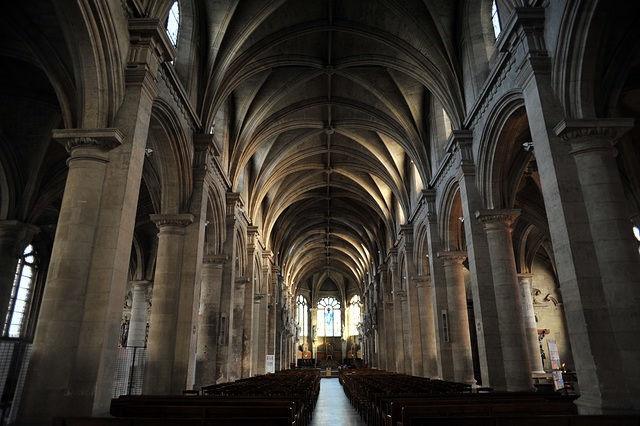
[395,415,640,426]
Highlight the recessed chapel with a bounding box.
[1,0,639,424]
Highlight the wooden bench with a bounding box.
[110,396,298,425]
[395,415,640,426]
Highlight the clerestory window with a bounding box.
[166,2,180,47]
[491,1,502,40]
[4,244,38,338]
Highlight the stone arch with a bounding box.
[0,137,16,220]
[235,228,247,278]
[477,91,529,209]
[148,99,193,214]
[414,223,430,276]
[554,0,640,118]
[460,0,500,104]
[52,0,124,128]
[439,177,464,251]
[205,183,226,256]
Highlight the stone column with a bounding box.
[194,254,227,390]
[176,136,214,391]
[18,129,123,422]
[556,120,640,403]
[127,280,151,347]
[508,8,636,412]
[517,274,545,374]
[450,132,506,389]
[143,214,193,394]
[437,251,476,385]
[253,293,267,374]
[399,226,424,376]
[414,275,438,378]
[476,210,534,391]
[266,266,279,370]
[229,277,248,381]
[20,18,176,422]
[216,193,243,383]
[0,220,39,322]
[423,190,453,380]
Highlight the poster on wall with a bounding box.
[547,339,564,390]
[266,355,275,373]
[547,339,561,370]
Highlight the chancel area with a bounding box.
[0,0,639,424]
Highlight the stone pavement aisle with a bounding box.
[309,377,367,426]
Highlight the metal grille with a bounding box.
[7,343,31,424]
[112,347,146,398]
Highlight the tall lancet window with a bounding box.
[166,1,180,47]
[296,295,309,337]
[4,244,38,338]
[491,1,502,39]
[317,297,341,337]
[348,295,362,336]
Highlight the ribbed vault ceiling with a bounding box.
[201,0,462,294]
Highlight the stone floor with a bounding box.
[309,377,367,426]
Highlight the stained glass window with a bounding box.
[4,244,37,338]
[317,297,341,337]
[348,295,362,336]
[296,295,308,337]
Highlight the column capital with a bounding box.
[475,209,520,229]
[235,276,250,286]
[129,279,151,289]
[150,213,194,229]
[412,275,432,288]
[554,119,634,155]
[52,128,123,156]
[203,254,228,265]
[437,250,467,266]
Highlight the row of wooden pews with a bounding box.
[54,369,320,426]
[339,370,639,426]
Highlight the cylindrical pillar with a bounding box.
[143,213,192,394]
[415,275,438,378]
[559,122,640,403]
[437,251,476,385]
[476,210,534,392]
[194,254,227,390]
[518,274,545,374]
[127,280,151,347]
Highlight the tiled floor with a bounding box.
[309,377,367,426]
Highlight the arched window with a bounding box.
[166,1,180,47]
[317,297,341,337]
[348,295,362,336]
[491,1,501,40]
[4,244,38,338]
[296,295,308,337]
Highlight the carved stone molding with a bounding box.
[150,213,194,229]
[203,254,228,265]
[475,209,520,230]
[437,251,467,266]
[554,119,634,156]
[52,128,124,155]
[412,275,432,288]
